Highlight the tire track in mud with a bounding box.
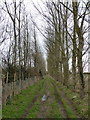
[37,80,54,118]
[19,81,45,119]
[50,75,83,118]
[57,86,81,118]
[20,94,39,119]
[57,85,86,119]
[52,82,69,118]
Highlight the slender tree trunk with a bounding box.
[13,1,17,79]
[18,1,21,81]
[65,3,69,87]
[72,3,77,89]
[72,1,85,97]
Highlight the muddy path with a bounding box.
[19,76,87,118]
[37,93,53,118]
[20,81,45,119]
[37,79,69,118]
[2,76,88,119]
[37,80,54,118]
[20,94,39,119]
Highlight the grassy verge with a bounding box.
[0,109,2,119]
[2,79,44,118]
[56,82,88,118]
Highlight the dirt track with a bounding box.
[20,77,84,118]
[5,76,88,119]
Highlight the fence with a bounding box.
[2,76,39,106]
[2,73,89,106]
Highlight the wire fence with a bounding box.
[2,75,39,106]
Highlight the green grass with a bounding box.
[61,86,88,117]
[53,81,77,118]
[46,78,62,118]
[0,109,2,119]
[28,76,63,118]
[61,98,77,118]
[27,77,53,118]
[56,81,88,118]
[45,77,62,118]
[45,77,76,118]
[27,101,40,118]
[2,79,44,118]
[48,101,62,118]
[3,76,88,118]
[27,80,46,118]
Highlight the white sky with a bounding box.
[24,0,48,64]
[24,0,46,50]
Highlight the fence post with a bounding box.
[13,73,16,96]
[6,72,8,84]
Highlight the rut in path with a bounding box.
[37,93,53,118]
[19,82,44,119]
[37,81,54,118]
[20,94,38,119]
[52,82,69,118]
[57,85,82,118]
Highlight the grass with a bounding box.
[45,76,77,118]
[45,77,62,118]
[2,75,88,118]
[61,98,77,118]
[48,101,62,118]
[27,101,40,118]
[61,86,88,117]
[27,76,63,118]
[0,109,2,119]
[56,82,88,118]
[2,79,44,118]
[27,77,51,118]
[27,80,46,118]
[52,80,77,118]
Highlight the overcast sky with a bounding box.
[24,0,47,60]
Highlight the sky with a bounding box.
[24,0,47,56]
[23,0,48,69]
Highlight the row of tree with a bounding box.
[34,0,89,98]
[0,0,46,84]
